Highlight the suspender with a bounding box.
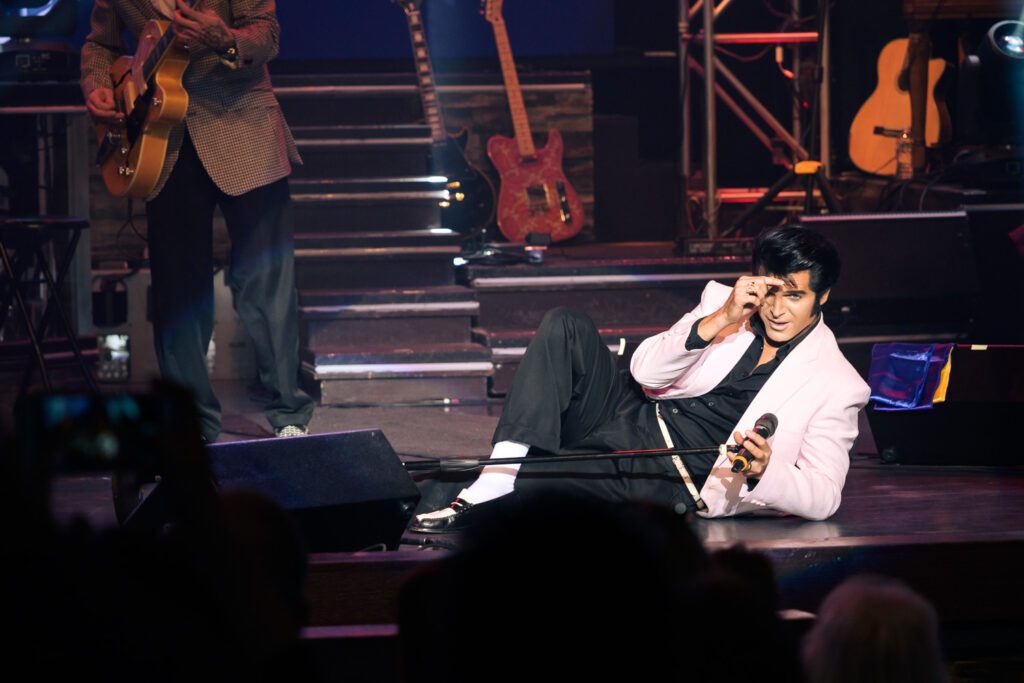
[655,403,708,512]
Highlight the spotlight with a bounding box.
[958,20,1024,146]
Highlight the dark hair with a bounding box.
[752,225,841,296]
[802,574,947,683]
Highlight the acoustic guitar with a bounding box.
[392,0,496,236]
[848,35,951,177]
[482,0,584,243]
[94,2,202,198]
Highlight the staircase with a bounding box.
[461,247,751,395]
[277,76,489,405]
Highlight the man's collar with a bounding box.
[748,314,820,358]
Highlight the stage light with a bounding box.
[957,20,1024,146]
[987,19,1024,59]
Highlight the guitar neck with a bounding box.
[140,0,205,83]
[403,8,447,144]
[489,17,536,159]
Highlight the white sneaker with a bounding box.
[275,425,309,438]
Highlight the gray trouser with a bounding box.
[146,132,314,441]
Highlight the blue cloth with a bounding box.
[868,343,954,411]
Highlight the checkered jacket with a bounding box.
[80,0,301,199]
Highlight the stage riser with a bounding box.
[307,343,490,366]
[303,315,473,348]
[299,285,478,308]
[306,375,490,406]
[490,355,631,397]
[302,535,1024,626]
[295,231,461,250]
[292,200,441,232]
[473,285,705,331]
[291,178,445,194]
[296,256,456,290]
[278,95,422,128]
[482,328,652,395]
[486,338,925,396]
[291,147,431,180]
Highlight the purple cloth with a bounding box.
[868,343,954,411]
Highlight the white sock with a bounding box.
[457,440,528,506]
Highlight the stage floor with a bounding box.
[39,380,1024,631]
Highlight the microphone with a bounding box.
[730,413,778,473]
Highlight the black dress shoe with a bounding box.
[409,498,476,534]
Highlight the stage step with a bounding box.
[294,229,461,249]
[295,240,460,290]
[275,77,423,127]
[478,325,662,396]
[463,253,749,332]
[291,125,431,179]
[300,285,478,348]
[302,342,492,406]
[292,191,441,232]
[291,176,448,194]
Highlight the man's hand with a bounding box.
[85,88,123,124]
[696,275,786,342]
[174,0,235,52]
[730,428,772,478]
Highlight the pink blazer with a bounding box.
[630,282,870,520]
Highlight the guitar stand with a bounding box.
[460,232,551,266]
[726,160,840,236]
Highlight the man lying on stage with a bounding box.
[411,225,870,532]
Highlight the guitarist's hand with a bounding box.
[86,88,123,124]
[174,0,236,53]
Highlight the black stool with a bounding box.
[0,216,97,398]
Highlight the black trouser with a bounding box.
[493,308,695,510]
[146,132,314,441]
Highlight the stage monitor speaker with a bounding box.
[126,429,420,552]
[208,430,420,552]
[867,345,1024,465]
[799,211,979,302]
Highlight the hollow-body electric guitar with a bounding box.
[94,2,203,198]
[393,0,496,236]
[483,0,583,243]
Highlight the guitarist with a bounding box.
[80,0,314,442]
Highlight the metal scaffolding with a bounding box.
[677,0,832,239]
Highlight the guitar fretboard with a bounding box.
[488,17,536,159]
[140,0,203,84]
[404,9,447,144]
[142,27,177,82]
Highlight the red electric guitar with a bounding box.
[482,0,584,243]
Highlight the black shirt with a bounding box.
[659,313,820,488]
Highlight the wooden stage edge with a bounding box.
[304,460,1024,630]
